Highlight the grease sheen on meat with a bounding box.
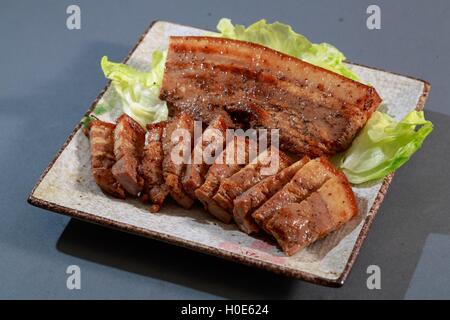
[160,36,382,156]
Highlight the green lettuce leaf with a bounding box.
[100,50,168,127]
[336,111,433,184]
[81,102,115,129]
[217,18,360,81]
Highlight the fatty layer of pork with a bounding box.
[111,114,146,196]
[139,121,170,212]
[265,175,357,256]
[162,113,195,209]
[160,36,382,157]
[88,120,126,199]
[232,157,309,234]
[182,114,229,199]
[252,157,340,232]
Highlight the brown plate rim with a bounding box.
[27,20,431,287]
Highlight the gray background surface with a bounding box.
[1,0,449,299]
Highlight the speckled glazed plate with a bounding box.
[28,21,430,287]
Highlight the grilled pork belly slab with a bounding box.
[194,136,250,223]
[111,114,146,196]
[182,115,229,199]
[88,120,126,199]
[213,147,292,214]
[139,121,170,212]
[252,157,340,231]
[162,113,195,209]
[266,175,357,256]
[160,36,382,157]
[233,157,309,234]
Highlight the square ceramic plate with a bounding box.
[28,21,430,287]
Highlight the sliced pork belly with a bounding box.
[88,120,125,199]
[162,113,195,209]
[213,147,292,214]
[233,157,309,234]
[139,121,170,212]
[195,163,239,223]
[265,175,358,256]
[252,157,340,232]
[194,136,250,223]
[182,115,229,199]
[160,36,382,157]
[111,114,145,196]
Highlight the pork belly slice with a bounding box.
[182,115,229,199]
[162,113,195,209]
[111,114,146,196]
[194,136,250,223]
[160,36,382,157]
[252,157,341,232]
[213,147,292,215]
[194,162,240,223]
[139,121,170,212]
[147,184,171,213]
[88,120,126,199]
[233,157,309,234]
[265,176,358,256]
